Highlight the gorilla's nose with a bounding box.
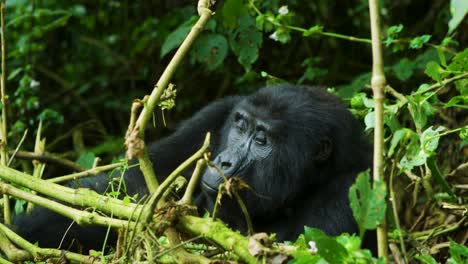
[220,161,232,170]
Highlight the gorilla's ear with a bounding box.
[314,138,333,162]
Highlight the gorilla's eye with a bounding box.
[255,130,267,145]
[235,112,247,132]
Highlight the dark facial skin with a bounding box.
[201,109,273,193]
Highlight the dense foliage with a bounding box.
[0,0,466,263]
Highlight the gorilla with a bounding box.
[12,84,372,251]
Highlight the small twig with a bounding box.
[142,133,211,223]
[388,243,403,264]
[233,189,254,236]
[414,72,468,95]
[7,129,28,167]
[48,162,125,183]
[125,99,144,140]
[27,120,46,212]
[394,159,420,181]
[154,235,203,259]
[179,159,206,205]
[389,162,408,263]
[12,150,86,171]
[385,85,407,103]
[448,161,468,178]
[410,217,466,241]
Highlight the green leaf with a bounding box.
[388,129,409,157]
[14,199,26,215]
[447,48,468,72]
[400,150,428,171]
[349,170,387,237]
[424,61,444,82]
[350,93,367,109]
[76,152,96,169]
[303,227,349,263]
[409,34,431,49]
[190,34,228,70]
[448,239,468,264]
[392,58,414,81]
[448,0,468,34]
[299,57,327,83]
[229,14,263,71]
[364,111,375,131]
[387,24,403,37]
[420,126,445,155]
[8,67,23,80]
[38,108,64,125]
[427,157,454,196]
[220,0,246,28]
[270,27,291,43]
[160,16,197,58]
[385,24,403,46]
[335,234,362,252]
[415,254,438,264]
[407,96,435,131]
[303,25,324,37]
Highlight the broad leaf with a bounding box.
[229,14,263,71]
[448,0,468,34]
[190,34,228,70]
[349,171,387,238]
[160,16,197,57]
[304,227,348,263]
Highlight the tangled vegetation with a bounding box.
[0,0,466,263]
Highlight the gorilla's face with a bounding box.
[201,107,274,194]
[199,85,365,217]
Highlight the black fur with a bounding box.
[13,84,372,250]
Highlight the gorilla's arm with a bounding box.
[13,96,242,250]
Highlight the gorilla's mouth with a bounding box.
[201,181,219,195]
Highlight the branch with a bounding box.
[178,159,206,205]
[12,150,86,172]
[0,2,10,225]
[48,162,125,183]
[368,0,388,259]
[177,215,257,264]
[0,181,132,228]
[125,0,214,193]
[0,165,142,220]
[0,223,99,263]
[142,133,211,223]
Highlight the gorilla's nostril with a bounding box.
[221,161,231,170]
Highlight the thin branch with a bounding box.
[368,0,388,259]
[12,150,86,171]
[0,2,10,225]
[125,0,214,193]
[48,162,125,183]
[414,72,468,95]
[0,181,133,228]
[0,165,142,220]
[142,133,211,223]
[389,163,408,263]
[178,159,206,205]
[447,161,468,178]
[7,129,27,167]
